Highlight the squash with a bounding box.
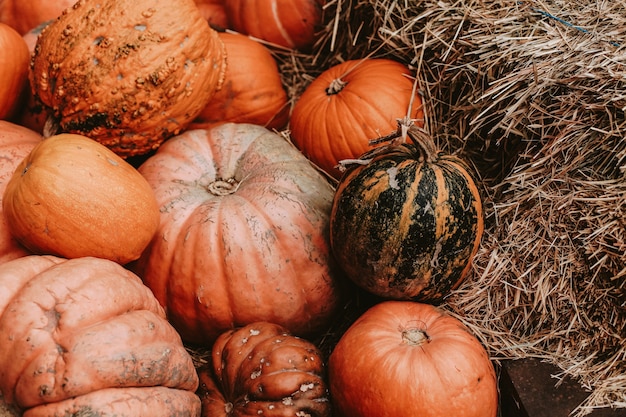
[29,0,227,157]
[0,0,75,35]
[328,300,498,417]
[0,121,43,264]
[191,31,289,130]
[0,255,201,417]
[2,133,160,264]
[289,58,424,179]
[0,23,29,120]
[329,124,484,302]
[223,0,325,51]
[197,322,331,416]
[133,123,343,345]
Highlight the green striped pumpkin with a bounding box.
[330,126,484,302]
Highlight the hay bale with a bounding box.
[275,0,626,414]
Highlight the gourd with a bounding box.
[2,133,160,264]
[330,124,484,302]
[289,58,424,179]
[29,0,227,157]
[328,300,498,417]
[197,322,331,417]
[133,123,343,345]
[0,255,201,417]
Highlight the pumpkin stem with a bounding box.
[406,124,439,164]
[207,178,239,196]
[326,77,347,95]
[401,328,430,346]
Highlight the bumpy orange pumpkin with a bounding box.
[0,0,75,35]
[328,301,498,417]
[2,133,160,264]
[0,23,29,120]
[0,255,201,417]
[224,0,325,50]
[191,31,289,130]
[330,124,484,302]
[0,121,43,264]
[133,123,343,345]
[197,322,331,417]
[289,58,424,179]
[30,0,227,157]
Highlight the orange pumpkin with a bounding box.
[289,58,425,179]
[0,23,29,120]
[133,123,344,345]
[224,0,325,51]
[0,121,43,264]
[0,255,201,417]
[29,0,227,157]
[2,133,160,264]
[191,31,289,130]
[194,0,229,28]
[197,322,331,416]
[328,301,498,417]
[0,0,75,35]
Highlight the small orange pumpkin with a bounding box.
[224,0,325,51]
[289,58,424,179]
[2,134,160,264]
[192,31,289,130]
[30,0,227,157]
[0,23,29,120]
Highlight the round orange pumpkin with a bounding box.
[197,322,331,416]
[223,0,325,51]
[2,133,160,264]
[0,121,43,264]
[191,31,289,130]
[330,125,484,302]
[0,23,29,120]
[29,0,227,157]
[0,255,201,417]
[0,0,75,35]
[289,58,425,179]
[328,301,498,417]
[133,123,344,345]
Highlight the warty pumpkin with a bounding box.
[197,322,331,417]
[0,121,43,264]
[133,122,344,345]
[328,301,498,417]
[223,0,325,51]
[289,58,425,179]
[0,0,75,35]
[0,23,29,120]
[2,133,160,264]
[329,124,484,302]
[0,255,201,417]
[29,0,227,157]
[191,31,289,130]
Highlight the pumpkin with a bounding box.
[0,255,201,416]
[197,322,331,416]
[0,0,75,35]
[194,0,229,29]
[328,300,498,417]
[2,133,160,264]
[0,121,43,264]
[289,58,425,179]
[223,0,325,51]
[329,124,484,302]
[29,0,227,157]
[133,123,343,345]
[0,23,29,120]
[191,31,289,130]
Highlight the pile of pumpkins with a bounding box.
[0,0,498,416]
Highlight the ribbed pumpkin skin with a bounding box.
[330,130,483,301]
[0,23,29,120]
[289,59,424,179]
[29,0,226,157]
[133,123,343,345]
